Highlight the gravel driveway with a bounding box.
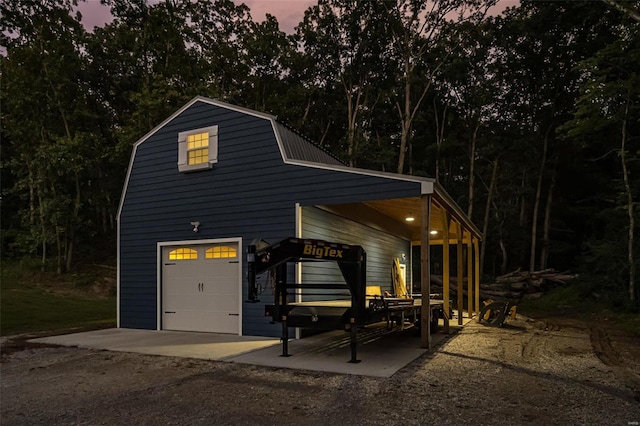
[2,316,639,425]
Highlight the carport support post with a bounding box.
[420,194,432,350]
[441,209,451,334]
[456,222,464,326]
[474,238,480,317]
[467,231,473,320]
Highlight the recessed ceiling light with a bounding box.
[405,217,415,222]
[430,230,438,235]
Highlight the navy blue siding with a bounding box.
[120,100,422,337]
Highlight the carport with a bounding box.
[307,182,482,351]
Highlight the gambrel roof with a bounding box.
[118,96,481,241]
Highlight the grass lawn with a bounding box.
[1,259,117,336]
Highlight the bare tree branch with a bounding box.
[601,0,640,23]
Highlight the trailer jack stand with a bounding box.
[348,324,360,363]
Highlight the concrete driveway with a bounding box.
[32,322,460,377]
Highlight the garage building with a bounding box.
[117,96,482,349]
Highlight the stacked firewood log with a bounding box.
[428,268,576,301]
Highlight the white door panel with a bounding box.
[162,243,239,334]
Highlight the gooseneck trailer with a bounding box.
[247,237,443,363]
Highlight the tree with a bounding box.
[188,0,254,102]
[1,0,99,271]
[485,1,621,273]
[95,0,200,139]
[435,19,494,216]
[241,14,298,116]
[384,0,496,175]
[561,21,640,303]
[295,0,396,166]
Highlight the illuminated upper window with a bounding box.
[187,132,210,165]
[177,125,218,172]
[168,248,198,260]
[206,246,237,259]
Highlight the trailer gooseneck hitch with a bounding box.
[247,237,367,363]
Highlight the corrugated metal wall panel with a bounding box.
[300,207,411,301]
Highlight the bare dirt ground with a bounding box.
[2,314,639,426]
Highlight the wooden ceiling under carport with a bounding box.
[322,193,482,244]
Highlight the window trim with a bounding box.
[177,125,218,172]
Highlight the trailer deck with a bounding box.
[247,237,444,362]
[282,298,444,328]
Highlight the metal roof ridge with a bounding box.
[192,96,277,120]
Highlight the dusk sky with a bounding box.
[77,0,519,34]
[78,0,319,34]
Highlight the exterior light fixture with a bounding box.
[430,230,438,235]
[405,216,415,222]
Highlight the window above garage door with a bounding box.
[206,245,237,259]
[168,247,198,260]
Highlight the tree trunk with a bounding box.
[55,226,62,274]
[433,99,448,182]
[480,156,499,277]
[37,183,47,271]
[27,162,35,226]
[529,127,551,272]
[66,231,74,273]
[319,121,331,148]
[342,76,363,167]
[467,121,479,218]
[65,165,82,272]
[518,169,527,227]
[395,45,439,175]
[499,236,508,276]
[28,162,47,269]
[620,94,635,301]
[601,0,640,22]
[539,157,557,270]
[397,52,412,174]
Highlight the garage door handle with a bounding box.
[229,261,239,264]
[164,311,176,314]
[228,313,239,316]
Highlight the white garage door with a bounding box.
[162,242,240,334]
